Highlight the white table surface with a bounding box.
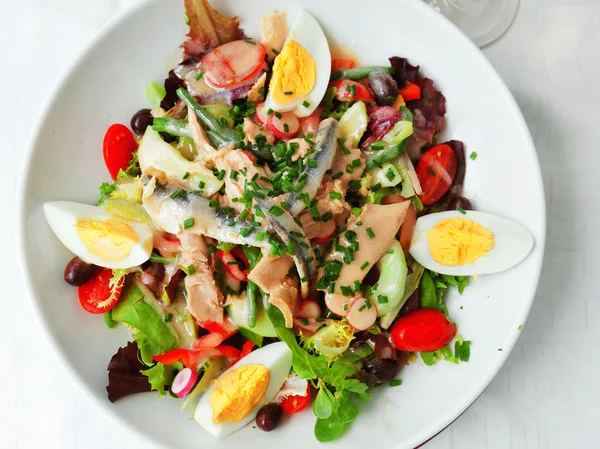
[3,0,599,448]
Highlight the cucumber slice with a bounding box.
[369,241,408,317]
[227,291,277,338]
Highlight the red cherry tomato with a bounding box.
[279,384,310,414]
[328,80,374,103]
[398,81,421,101]
[390,309,457,352]
[78,268,124,314]
[217,247,249,282]
[201,40,266,89]
[415,144,458,205]
[103,124,138,180]
[331,58,356,72]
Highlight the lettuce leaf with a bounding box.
[106,341,152,402]
[141,362,183,396]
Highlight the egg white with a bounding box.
[264,10,331,117]
[409,210,534,276]
[44,201,153,269]
[194,342,292,438]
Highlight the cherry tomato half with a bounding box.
[217,247,249,282]
[78,268,124,314]
[329,80,374,103]
[415,144,458,206]
[390,309,457,352]
[103,124,138,180]
[279,384,310,414]
[331,58,356,72]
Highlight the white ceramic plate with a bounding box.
[17,0,545,448]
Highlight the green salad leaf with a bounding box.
[141,361,183,396]
[265,304,373,442]
[112,281,178,352]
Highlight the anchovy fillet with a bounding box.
[142,176,271,248]
[286,118,339,215]
[255,195,316,298]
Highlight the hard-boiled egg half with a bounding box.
[195,342,292,438]
[44,201,153,269]
[409,210,534,276]
[264,10,331,118]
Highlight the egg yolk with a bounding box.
[210,364,270,424]
[269,40,316,105]
[75,218,138,261]
[426,218,495,266]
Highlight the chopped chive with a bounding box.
[209,199,220,208]
[194,70,204,81]
[386,167,396,181]
[352,207,362,216]
[230,170,239,180]
[377,294,388,304]
[371,183,382,192]
[255,231,266,241]
[187,264,196,275]
[302,100,310,108]
[287,240,296,255]
[356,221,363,226]
[389,379,403,387]
[240,227,252,238]
[268,205,285,217]
[428,167,436,176]
[170,189,186,199]
[343,304,348,311]
[329,192,342,200]
[306,158,318,168]
[217,169,226,180]
[304,136,316,146]
[353,280,361,292]
[340,286,353,297]
[198,180,205,190]
[321,212,333,222]
[358,304,366,312]
[301,318,309,325]
[458,207,467,215]
[470,151,478,160]
[227,221,235,227]
[283,123,289,133]
[284,91,293,95]
[351,158,361,168]
[360,261,369,271]
[183,218,195,229]
[267,108,274,115]
[258,87,265,95]
[365,300,372,309]
[183,171,190,180]
[274,111,282,119]
[245,39,256,45]
[332,171,343,180]
[280,200,290,209]
[163,313,173,322]
[290,230,304,238]
[208,244,217,254]
[366,227,375,239]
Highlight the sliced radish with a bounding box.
[240,150,257,163]
[294,317,321,335]
[201,40,266,89]
[267,112,300,140]
[312,226,336,245]
[296,300,322,319]
[346,297,377,331]
[254,102,269,125]
[171,367,198,398]
[299,109,322,137]
[324,293,350,317]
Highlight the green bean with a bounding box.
[152,117,191,139]
[366,139,408,170]
[330,66,395,81]
[176,88,239,143]
[246,281,258,328]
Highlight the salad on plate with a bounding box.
[43,0,534,442]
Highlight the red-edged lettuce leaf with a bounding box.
[361,106,401,149]
[389,57,446,160]
[183,0,244,58]
[106,341,151,402]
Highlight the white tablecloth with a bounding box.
[3,0,599,447]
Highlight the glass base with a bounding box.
[425,0,520,47]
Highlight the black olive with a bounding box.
[256,403,283,431]
[365,358,402,384]
[368,71,399,106]
[63,257,96,286]
[130,109,154,135]
[449,196,473,211]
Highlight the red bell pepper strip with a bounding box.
[152,346,241,369]
[217,247,249,282]
[399,81,421,101]
[233,340,256,365]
